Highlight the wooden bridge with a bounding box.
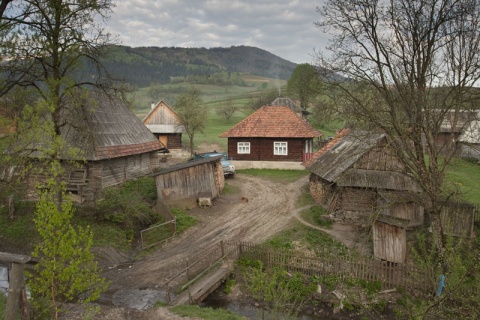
[171,262,231,305]
[164,241,234,306]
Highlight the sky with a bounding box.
[105,0,329,64]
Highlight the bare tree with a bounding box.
[174,87,207,155]
[316,1,480,318]
[216,96,238,122]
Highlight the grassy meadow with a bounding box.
[130,74,290,151]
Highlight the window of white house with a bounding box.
[274,142,288,155]
[238,142,251,154]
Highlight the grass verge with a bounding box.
[237,169,309,183]
[169,304,246,320]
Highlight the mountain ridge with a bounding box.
[102,45,297,87]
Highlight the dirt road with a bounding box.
[103,173,308,293]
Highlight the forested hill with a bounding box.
[101,45,297,87]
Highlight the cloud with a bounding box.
[103,0,327,64]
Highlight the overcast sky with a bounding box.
[105,0,329,64]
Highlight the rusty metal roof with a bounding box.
[218,105,321,138]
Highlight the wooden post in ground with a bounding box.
[8,195,14,220]
[1,252,37,320]
[5,262,25,320]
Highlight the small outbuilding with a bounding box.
[305,130,423,223]
[142,100,186,150]
[154,155,225,208]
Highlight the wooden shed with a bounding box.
[306,131,423,223]
[142,100,185,150]
[25,91,165,203]
[373,214,410,264]
[154,155,224,208]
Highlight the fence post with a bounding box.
[186,259,190,280]
[220,240,225,258]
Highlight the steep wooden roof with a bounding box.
[306,131,386,182]
[218,105,321,138]
[303,128,350,167]
[142,100,185,134]
[59,92,164,161]
[306,131,421,192]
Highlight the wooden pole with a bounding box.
[8,195,14,220]
[5,262,24,320]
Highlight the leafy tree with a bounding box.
[27,180,108,319]
[1,0,116,137]
[0,0,118,203]
[287,64,322,111]
[174,87,207,155]
[316,0,480,317]
[216,96,238,122]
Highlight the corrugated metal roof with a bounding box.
[60,92,163,160]
[306,132,385,182]
[218,105,321,138]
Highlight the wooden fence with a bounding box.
[140,218,176,249]
[223,241,435,294]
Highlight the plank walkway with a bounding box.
[172,263,231,305]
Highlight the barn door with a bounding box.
[160,135,168,148]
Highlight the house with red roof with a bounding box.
[219,105,321,164]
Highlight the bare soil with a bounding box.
[68,173,370,319]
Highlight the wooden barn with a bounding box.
[305,130,423,224]
[219,105,321,162]
[154,155,225,208]
[142,100,185,150]
[377,191,424,228]
[373,214,409,263]
[26,92,165,203]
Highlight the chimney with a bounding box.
[151,102,155,110]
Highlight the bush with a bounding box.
[96,177,162,233]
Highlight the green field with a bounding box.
[131,74,290,151]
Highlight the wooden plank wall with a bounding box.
[155,161,223,208]
[227,137,306,162]
[373,222,407,263]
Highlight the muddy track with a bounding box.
[104,173,309,292]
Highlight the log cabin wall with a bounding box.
[227,137,306,161]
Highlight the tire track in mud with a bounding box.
[104,174,308,291]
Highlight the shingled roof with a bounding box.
[303,128,350,167]
[59,92,164,161]
[218,105,321,138]
[306,131,386,182]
